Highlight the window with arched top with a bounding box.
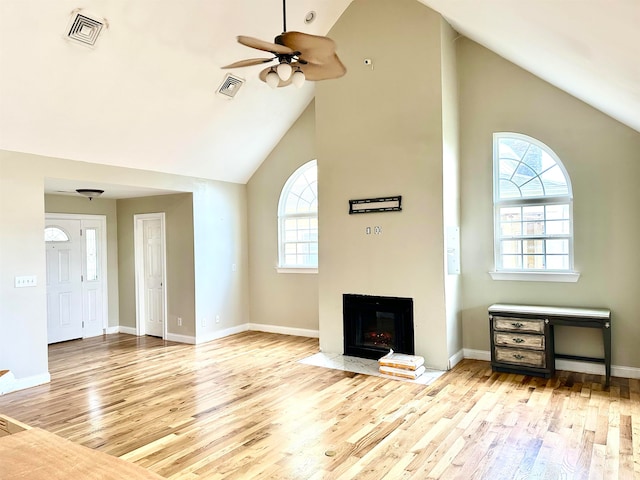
[44,226,70,242]
[493,133,577,280]
[278,160,318,271]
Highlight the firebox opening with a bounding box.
[343,294,414,360]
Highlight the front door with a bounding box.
[46,214,108,343]
[46,219,83,343]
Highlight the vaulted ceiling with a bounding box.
[1,1,637,189]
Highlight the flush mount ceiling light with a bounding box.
[221,0,345,89]
[76,189,104,201]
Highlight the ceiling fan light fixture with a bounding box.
[292,68,305,88]
[276,62,292,81]
[266,68,280,89]
[226,0,346,89]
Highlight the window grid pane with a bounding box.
[498,203,571,270]
[497,204,571,270]
[278,160,318,268]
[494,133,573,273]
[44,227,69,242]
[497,138,569,200]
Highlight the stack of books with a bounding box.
[378,350,426,380]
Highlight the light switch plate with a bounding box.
[15,275,37,288]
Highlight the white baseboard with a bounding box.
[610,364,640,380]
[463,349,491,361]
[1,372,50,395]
[0,371,16,395]
[104,326,119,334]
[448,349,464,369]
[248,323,319,338]
[107,323,319,342]
[462,349,640,380]
[196,324,250,344]
[166,333,196,344]
[555,359,640,380]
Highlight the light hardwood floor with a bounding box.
[0,332,638,479]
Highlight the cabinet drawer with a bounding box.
[494,332,545,350]
[494,347,546,368]
[493,316,545,334]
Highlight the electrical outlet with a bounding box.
[201,317,206,327]
[177,317,182,327]
[215,315,220,324]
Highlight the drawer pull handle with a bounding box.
[511,322,524,328]
[513,354,525,360]
[513,338,525,343]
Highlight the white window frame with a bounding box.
[490,132,579,283]
[277,160,318,273]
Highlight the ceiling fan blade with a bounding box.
[222,58,275,69]
[259,66,293,87]
[291,59,346,81]
[276,31,338,64]
[237,35,294,55]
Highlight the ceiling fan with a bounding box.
[222,0,346,88]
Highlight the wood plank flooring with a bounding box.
[0,332,638,479]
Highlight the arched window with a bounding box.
[44,226,70,242]
[493,133,577,279]
[278,160,318,270]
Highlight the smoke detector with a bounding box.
[217,74,244,99]
[65,10,107,48]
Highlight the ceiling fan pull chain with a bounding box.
[282,0,287,33]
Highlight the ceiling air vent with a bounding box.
[217,74,244,99]
[66,11,106,47]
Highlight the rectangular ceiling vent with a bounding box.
[66,11,106,47]
[217,74,244,99]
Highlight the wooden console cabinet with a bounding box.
[489,304,612,386]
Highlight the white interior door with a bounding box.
[46,219,83,343]
[81,219,105,338]
[135,214,166,338]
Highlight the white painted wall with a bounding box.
[0,150,249,387]
[0,157,48,386]
[316,0,453,370]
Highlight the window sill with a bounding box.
[276,267,318,274]
[489,271,580,283]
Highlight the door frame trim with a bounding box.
[134,212,167,339]
[45,213,109,335]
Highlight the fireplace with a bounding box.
[343,294,414,360]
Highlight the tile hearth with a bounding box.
[298,352,445,386]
